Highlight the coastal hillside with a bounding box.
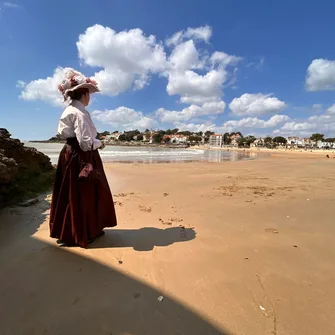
[0,128,55,208]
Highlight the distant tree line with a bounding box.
[310,133,335,143]
[51,129,335,147]
[94,128,215,144]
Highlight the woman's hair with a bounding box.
[68,88,89,101]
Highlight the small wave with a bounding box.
[100,150,204,157]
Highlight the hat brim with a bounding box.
[63,83,100,98]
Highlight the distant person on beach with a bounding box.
[49,68,117,247]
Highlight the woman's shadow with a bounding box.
[90,226,196,251]
[0,197,233,334]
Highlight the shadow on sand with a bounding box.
[0,198,231,335]
[90,227,196,251]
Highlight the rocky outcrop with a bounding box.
[0,128,55,208]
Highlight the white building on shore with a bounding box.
[209,134,223,147]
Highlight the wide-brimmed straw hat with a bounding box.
[58,68,100,100]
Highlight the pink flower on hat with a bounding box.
[86,78,97,85]
[58,68,100,100]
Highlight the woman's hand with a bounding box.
[99,142,106,150]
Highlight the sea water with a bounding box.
[24,142,257,164]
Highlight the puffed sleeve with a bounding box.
[57,108,75,139]
[74,112,102,152]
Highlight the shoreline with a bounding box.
[192,145,335,157]
[28,140,335,157]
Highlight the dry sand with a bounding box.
[1,152,335,335]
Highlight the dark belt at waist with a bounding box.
[66,137,77,144]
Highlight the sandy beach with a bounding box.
[1,152,335,335]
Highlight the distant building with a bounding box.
[209,134,223,147]
[143,132,151,142]
[149,131,157,144]
[253,138,265,147]
[287,136,299,144]
[230,133,242,146]
[105,132,121,141]
[170,135,188,144]
[302,138,314,147]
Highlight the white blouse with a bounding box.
[58,100,102,152]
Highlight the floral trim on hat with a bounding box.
[58,68,98,94]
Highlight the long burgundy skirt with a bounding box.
[49,138,117,248]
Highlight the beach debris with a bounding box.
[113,201,123,206]
[265,228,279,234]
[287,216,290,218]
[114,193,125,197]
[293,245,298,248]
[139,205,152,213]
[157,295,164,302]
[307,198,310,201]
[19,198,39,207]
[163,193,169,197]
[114,192,134,198]
[259,305,266,311]
[118,260,123,265]
[171,217,183,222]
[245,257,249,260]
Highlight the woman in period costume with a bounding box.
[49,68,117,248]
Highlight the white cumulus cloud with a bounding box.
[210,51,242,67]
[77,24,167,96]
[19,67,66,106]
[18,24,242,113]
[167,70,226,105]
[165,27,241,106]
[92,107,156,130]
[156,101,225,123]
[229,93,287,116]
[273,104,335,136]
[166,25,212,46]
[221,114,290,132]
[174,122,217,133]
[168,40,202,71]
[306,59,335,91]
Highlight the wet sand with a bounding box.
[1,153,335,334]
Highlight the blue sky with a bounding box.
[1,0,335,140]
